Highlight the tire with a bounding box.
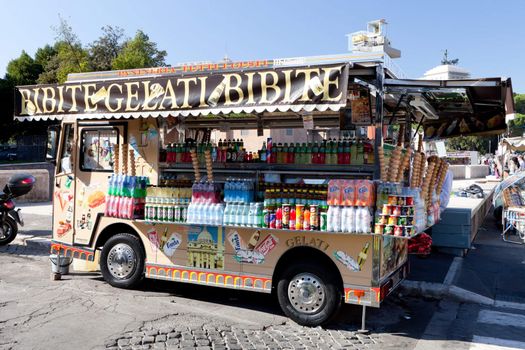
[0,216,18,246]
[277,262,342,326]
[100,233,145,289]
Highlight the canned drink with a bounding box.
[167,205,174,222]
[374,223,384,234]
[384,225,393,235]
[388,195,397,205]
[401,206,408,216]
[388,216,397,225]
[393,206,401,216]
[282,204,290,229]
[406,196,414,205]
[394,225,403,236]
[263,208,270,228]
[310,205,319,230]
[295,204,304,230]
[398,216,407,225]
[269,213,276,229]
[379,215,388,225]
[405,226,415,236]
[320,212,327,231]
[382,205,391,215]
[397,197,405,206]
[181,206,187,222]
[303,210,311,231]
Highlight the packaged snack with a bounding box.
[327,180,342,206]
[342,180,356,206]
[355,180,375,207]
[374,224,384,234]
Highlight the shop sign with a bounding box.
[15,64,349,118]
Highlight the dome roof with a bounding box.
[197,228,213,242]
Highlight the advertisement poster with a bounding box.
[187,226,224,270]
[380,236,407,279]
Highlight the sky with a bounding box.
[0,0,524,92]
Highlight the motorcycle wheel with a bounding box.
[0,216,18,246]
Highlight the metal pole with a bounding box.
[374,64,385,181]
[358,305,369,334]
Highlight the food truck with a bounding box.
[13,53,514,326]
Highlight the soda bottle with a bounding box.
[326,206,334,232]
[312,142,319,164]
[319,141,326,164]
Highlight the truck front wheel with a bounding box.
[277,262,342,326]
[100,233,144,289]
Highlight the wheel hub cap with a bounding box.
[107,243,136,279]
[288,273,326,314]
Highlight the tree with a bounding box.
[515,93,525,116]
[112,30,167,70]
[52,16,90,83]
[35,45,59,84]
[446,135,496,154]
[5,51,42,85]
[88,26,125,71]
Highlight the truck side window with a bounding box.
[80,129,119,172]
[59,124,75,174]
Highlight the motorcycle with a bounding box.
[0,174,36,246]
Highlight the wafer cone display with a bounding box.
[436,160,450,194]
[387,145,402,182]
[204,149,213,182]
[411,151,422,187]
[121,144,128,175]
[113,144,120,174]
[129,149,136,176]
[190,148,201,182]
[396,147,412,183]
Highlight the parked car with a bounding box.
[0,150,17,161]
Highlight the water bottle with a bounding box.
[361,207,371,233]
[333,206,342,232]
[327,206,333,232]
[355,207,363,233]
[348,207,356,233]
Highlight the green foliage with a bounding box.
[446,135,496,154]
[5,51,42,85]
[515,93,525,115]
[1,19,168,142]
[112,30,167,70]
[89,26,125,71]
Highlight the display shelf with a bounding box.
[134,219,419,239]
[159,162,375,175]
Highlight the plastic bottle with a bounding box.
[326,206,333,232]
[361,207,371,233]
[348,207,357,233]
[333,206,342,232]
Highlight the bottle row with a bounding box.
[160,137,375,166]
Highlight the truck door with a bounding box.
[73,123,125,245]
[53,122,76,244]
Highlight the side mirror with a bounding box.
[46,125,60,164]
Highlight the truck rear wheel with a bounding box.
[100,233,144,289]
[277,262,342,326]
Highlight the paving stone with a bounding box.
[180,340,195,347]
[142,336,155,344]
[165,339,180,346]
[167,332,181,339]
[130,337,143,346]
[152,343,166,349]
[155,335,167,343]
[118,338,131,347]
[145,330,159,337]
